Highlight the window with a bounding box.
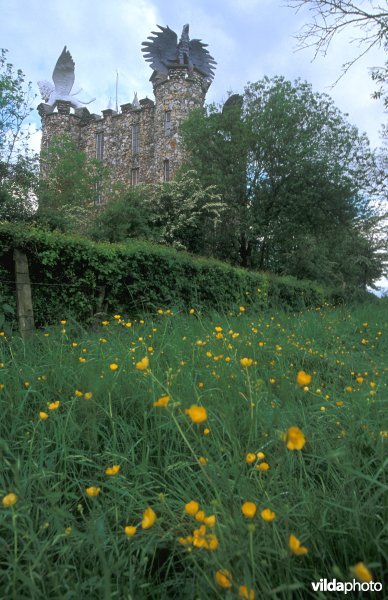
[95,181,103,205]
[163,159,170,182]
[96,132,104,161]
[131,168,139,186]
[164,110,172,136]
[132,124,140,153]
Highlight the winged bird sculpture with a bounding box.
[142,24,216,82]
[38,47,95,109]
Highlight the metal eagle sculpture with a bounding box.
[38,46,95,109]
[142,24,216,82]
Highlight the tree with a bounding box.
[0,49,38,221]
[37,134,109,232]
[287,0,388,103]
[180,76,385,289]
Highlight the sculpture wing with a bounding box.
[189,39,216,81]
[142,25,178,73]
[52,46,75,96]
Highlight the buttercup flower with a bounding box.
[215,569,232,589]
[105,465,120,476]
[136,357,149,371]
[84,392,93,401]
[241,502,257,518]
[261,508,276,521]
[48,400,60,410]
[86,486,101,497]
[240,358,253,367]
[185,405,207,423]
[109,363,119,371]
[257,462,270,471]
[296,370,312,386]
[153,395,170,407]
[2,493,18,507]
[185,500,199,516]
[239,585,255,599]
[289,534,308,555]
[245,452,256,464]
[284,426,306,450]
[39,411,49,420]
[141,507,156,529]
[124,525,137,537]
[352,562,373,583]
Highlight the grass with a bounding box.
[0,301,387,599]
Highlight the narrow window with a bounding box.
[96,132,104,161]
[95,181,103,205]
[164,110,172,136]
[131,167,139,186]
[163,159,170,182]
[132,124,140,153]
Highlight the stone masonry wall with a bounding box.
[38,66,209,201]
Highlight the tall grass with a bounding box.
[0,302,387,599]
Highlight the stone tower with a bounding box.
[37,26,216,202]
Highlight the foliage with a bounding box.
[180,76,386,289]
[90,171,226,256]
[0,49,38,221]
[37,134,109,232]
[0,222,327,327]
[0,303,386,597]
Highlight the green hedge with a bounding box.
[0,223,326,326]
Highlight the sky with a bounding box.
[1,0,387,291]
[1,0,386,150]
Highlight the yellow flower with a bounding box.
[239,585,255,599]
[241,502,257,518]
[124,525,137,537]
[75,390,83,397]
[215,569,232,589]
[113,314,121,320]
[84,392,93,401]
[101,320,109,325]
[2,493,18,507]
[85,486,101,497]
[257,462,270,471]
[296,370,312,386]
[240,357,253,367]
[239,306,246,312]
[345,386,353,392]
[109,363,119,371]
[289,534,308,555]
[79,357,86,363]
[141,507,156,529]
[136,356,149,371]
[356,376,364,384]
[185,405,207,424]
[204,428,210,435]
[245,452,256,464]
[60,320,67,325]
[153,395,170,407]
[204,514,216,527]
[215,326,223,332]
[48,400,60,411]
[39,411,49,420]
[260,508,276,521]
[185,500,200,516]
[284,426,306,450]
[71,342,78,347]
[352,562,373,583]
[198,456,208,465]
[257,451,265,460]
[189,308,195,314]
[23,381,30,388]
[105,465,120,476]
[195,510,206,522]
[0,384,4,391]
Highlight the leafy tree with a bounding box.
[180,76,385,289]
[0,49,38,221]
[37,134,109,232]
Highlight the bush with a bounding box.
[0,223,328,326]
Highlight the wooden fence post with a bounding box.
[13,249,35,339]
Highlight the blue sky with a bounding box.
[1,0,386,150]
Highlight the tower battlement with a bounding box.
[38,25,216,203]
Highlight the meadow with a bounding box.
[0,301,387,599]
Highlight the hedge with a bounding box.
[0,223,327,326]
